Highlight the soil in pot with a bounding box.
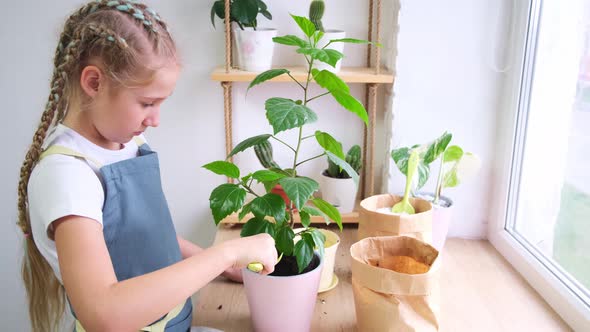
[270,254,321,277]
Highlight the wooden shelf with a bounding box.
[211,66,394,84]
[220,211,360,225]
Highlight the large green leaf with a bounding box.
[443,145,464,162]
[202,160,240,179]
[299,210,311,228]
[330,89,369,125]
[229,134,271,157]
[240,217,275,237]
[251,170,286,183]
[248,69,289,92]
[312,69,350,94]
[273,35,309,48]
[275,226,295,256]
[296,48,342,68]
[209,184,247,225]
[250,193,286,223]
[238,201,252,221]
[210,0,225,27]
[391,147,430,191]
[290,14,316,37]
[278,177,319,210]
[423,132,452,164]
[328,38,381,46]
[301,206,328,224]
[309,229,326,258]
[326,151,359,185]
[265,98,318,134]
[311,198,342,230]
[294,233,315,273]
[442,149,480,189]
[314,131,345,160]
[232,0,259,26]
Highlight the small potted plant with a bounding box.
[303,0,348,73]
[319,144,362,213]
[210,0,276,71]
[203,14,375,332]
[357,148,434,244]
[391,132,481,250]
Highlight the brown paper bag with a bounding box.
[350,236,441,332]
[358,194,433,245]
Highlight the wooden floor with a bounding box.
[193,225,572,331]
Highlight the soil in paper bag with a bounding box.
[372,255,430,274]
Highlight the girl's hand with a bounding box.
[222,267,243,283]
[222,233,277,275]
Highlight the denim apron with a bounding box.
[39,139,192,332]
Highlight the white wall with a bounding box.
[388,0,513,239]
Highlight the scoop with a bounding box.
[392,149,419,215]
[247,253,284,273]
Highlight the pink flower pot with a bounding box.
[431,198,454,252]
[242,254,323,332]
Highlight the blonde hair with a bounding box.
[16,2,177,331]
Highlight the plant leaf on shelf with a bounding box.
[265,98,318,134]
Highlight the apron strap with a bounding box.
[74,301,186,332]
[39,145,103,168]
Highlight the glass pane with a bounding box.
[509,0,590,303]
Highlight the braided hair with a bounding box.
[17,2,177,331]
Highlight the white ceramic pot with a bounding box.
[317,229,340,292]
[319,171,358,213]
[233,24,277,72]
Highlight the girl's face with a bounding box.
[91,62,180,149]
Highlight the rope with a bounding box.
[368,83,378,196]
[367,0,374,68]
[224,0,231,72]
[222,82,234,184]
[375,0,382,74]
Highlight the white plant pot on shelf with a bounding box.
[314,30,346,73]
[232,24,277,72]
[319,171,358,213]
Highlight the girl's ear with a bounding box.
[80,65,103,98]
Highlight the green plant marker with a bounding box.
[247,253,284,273]
[392,149,419,214]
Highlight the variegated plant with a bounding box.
[391,132,480,206]
[203,14,378,273]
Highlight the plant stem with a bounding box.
[288,73,306,90]
[271,136,297,153]
[296,152,326,167]
[301,134,315,140]
[434,155,444,204]
[292,126,303,170]
[306,91,331,104]
[241,180,261,198]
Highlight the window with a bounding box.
[490,0,590,330]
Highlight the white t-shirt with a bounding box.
[28,124,144,282]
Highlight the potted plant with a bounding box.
[210,0,276,71]
[391,132,481,250]
[307,0,347,72]
[203,14,374,332]
[357,148,434,244]
[319,144,362,213]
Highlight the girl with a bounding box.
[16,1,277,331]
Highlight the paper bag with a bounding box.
[350,236,441,332]
[358,194,433,245]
